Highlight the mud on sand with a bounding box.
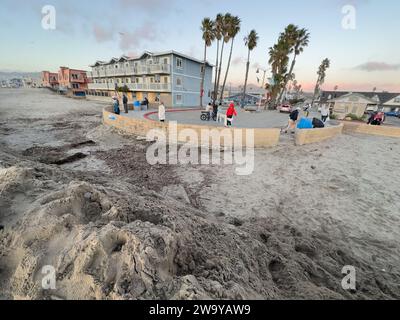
[0,89,400,300]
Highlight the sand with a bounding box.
[0,88,399,300]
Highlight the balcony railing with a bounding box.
[89,64,171,78]
[88,82,171,92]
[88,83,113,90]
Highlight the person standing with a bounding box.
[205,102,213,120]
[158,102,166,123]
[113,97,120,115]
[321,104,329,123]
[144,97,149,111]
[216,104,224,123]
[226,103,237,127]
[123,93,129,114]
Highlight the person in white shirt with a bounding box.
[158,102,166,122]
[321,104,329,122]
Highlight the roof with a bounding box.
[90,50,214,67]
[319,90,400,105]
[327,92,377,104]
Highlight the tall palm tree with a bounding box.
[312,58,330,106]
[278,25,310,103]
[212,14,223,102]
[219,15,241,102]
[268,39,290,107]
[242,30,259,106]
[215,13,232,102]
[200,18,215,107]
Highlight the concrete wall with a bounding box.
[295,124,344,146]
[341,122,400,138]
[103,107,280,148]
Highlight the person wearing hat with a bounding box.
[226,103,238,127]
[284,106,301,133]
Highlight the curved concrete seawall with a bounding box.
[295,124,344,146]
[103,107,281,148]
[341,121,400,138]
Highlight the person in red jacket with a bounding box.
[226,103,237,127]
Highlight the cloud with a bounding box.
[355,62,400,72]
[93,24,115,43]
[119,22,160,51]
[232,57,245,66]
[252,62,262,70]
[119,0,176,14]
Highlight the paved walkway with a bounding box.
[124,108,326,129]
[123,107,400,129]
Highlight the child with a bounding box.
[226,103,237,127]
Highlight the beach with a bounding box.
[0,88,399,299]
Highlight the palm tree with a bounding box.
[242,30,259,106]
[268,39,290,108]
[278,25,310,103]
[212,14,223,102]
[219,15,241,102]
[215,13,232,102]
[311,58,331,106]
[200,18,215,107]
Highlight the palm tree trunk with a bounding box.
[278,54,297,104]
[219,38,234,103]
[200,42,207,108]
[216,41,225,103]
[242,49,251,106]
[213,40,220,103]
[311,75,321,107]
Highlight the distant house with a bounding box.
[58,67,88,95]
[42,71,59,89]
[225,93,261,105]
[318,90,400,113]
[382,94,400,112]
[87,51,213,108]
[328,92,377,119]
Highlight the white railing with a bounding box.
[88,82,171,92]
[127,83,171,92]
[90,64,171,78]
[88,83,112,90]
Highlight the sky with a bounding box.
[0,0,399,92]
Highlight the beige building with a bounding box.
[328,92,376,119]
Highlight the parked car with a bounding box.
[278,104,292,113]
[385,111,400,117]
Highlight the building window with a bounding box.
[164,77,168,84]
[176,58,183,69]
[163,58,168,65]
[176,94,183,104]
[176,76,182,87]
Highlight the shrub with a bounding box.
[345,113,366,122]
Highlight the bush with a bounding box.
[330,114,338,120]
[345,113,366,122]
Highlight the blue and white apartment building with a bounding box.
[87,51,213,108]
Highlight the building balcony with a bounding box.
[88,82,171,92]
[127,83,171,92]
[88,83,113,90]
[89,64,171,78]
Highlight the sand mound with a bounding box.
[1,165,399,300]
